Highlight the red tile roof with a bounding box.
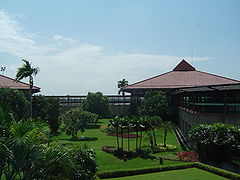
[124,60,240,91]
[0,75,40,92]
[173,59,195,71]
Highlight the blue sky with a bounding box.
[0,0,239,95]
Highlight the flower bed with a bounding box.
[102,146,139,160]
[176,151,199,162]
[102,146,115,154]
[108,133,140,138]
[156,143,177,152]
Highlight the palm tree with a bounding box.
[15,60,39,118]
[161,121,174,147]
[109,118,120,150]
[117,79,128,114]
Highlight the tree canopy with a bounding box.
[82,92,110,118]
[117,79,128,95]
[60,107,98,139]
[140,90,168,118]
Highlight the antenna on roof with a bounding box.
[191,44,194,67]
[1,66,6,75]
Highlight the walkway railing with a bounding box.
[45,95,131,107]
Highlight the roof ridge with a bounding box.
[173,59,195,71]
[195,70,240,83]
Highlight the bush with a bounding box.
[102,146,115,154]
[73,145,98,180]
[99,125,115,134]
[190,123,240,162]
[0,88,29,118]
[156,143,177,152]
[176,151,199,162]
[82,92,110,118]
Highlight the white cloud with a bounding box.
[0,10,210,95]
[53,34,74,43]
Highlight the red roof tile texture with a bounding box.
[125,60,240,90]
[0,75,40,91]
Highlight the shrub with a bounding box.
[190,123,240,161]
[99,125,116,134]
[102,146,115,154]
[73,145,98,180]
[176,151,199,162]
[0,88,29,118]
[156,143,177,152]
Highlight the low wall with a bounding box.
[178,108,240,138]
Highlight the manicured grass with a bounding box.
[106,168,229,180]
[51,119,184,172]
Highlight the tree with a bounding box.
[140,90,168,119]
[117,79,128,95]
[161,121,174,147]
[60,107,98,139]
[117,79,128,114]
[47,97,60,134]
[33,95,60,134]
[109,117,121,150]
[0,88,29,119]
[82,92,110,118]
[15,60,39,118]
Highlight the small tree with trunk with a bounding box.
[109,117,121,150]
[161,121,174,147]
[60,108,98,139]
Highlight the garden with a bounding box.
[0,61,239,179]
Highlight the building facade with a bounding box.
[124,60,240,138]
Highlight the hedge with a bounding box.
[97,163,194,179]
[97,162,240,179]
[194,163,240,180]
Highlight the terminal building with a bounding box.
[124,60,240,137]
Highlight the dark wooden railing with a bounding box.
[45,95,131,107]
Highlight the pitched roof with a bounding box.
[173,59,195,71]
[0,75,40,92]
[124,59,240,91]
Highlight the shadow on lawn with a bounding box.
[60,137,98,142]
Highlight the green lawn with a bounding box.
[51,119,184,172]
[106,168,229,180]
